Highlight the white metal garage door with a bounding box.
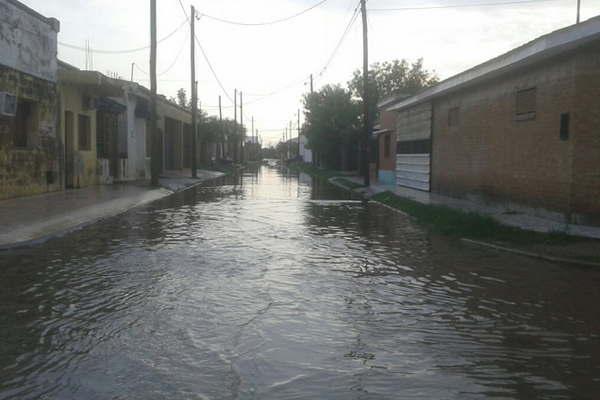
[396,153,430,191]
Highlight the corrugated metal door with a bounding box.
[396,153,430,191]
[395,102,432,192]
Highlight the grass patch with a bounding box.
[372,191,581,246]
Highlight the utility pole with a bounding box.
[150,0,159,186]
[251,116,254,161]
[310,74,314,94]
[240,91,244,164]
[219,95,223,160]
[289,120,293,159]
[130,62,135,81]
[360,0,370,187]
[234,88,237,163]
[577,0,581,23]
[297,109,301,158]
[190,6,198,178]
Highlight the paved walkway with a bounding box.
[343,176,600,240]
[0,170,224,249]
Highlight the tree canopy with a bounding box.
[302,84,360,169]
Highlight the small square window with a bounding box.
[78,114,91,151]
[516,87,536,121]
[448,107,460,127]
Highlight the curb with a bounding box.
[0,173,225,251]
[461,238,600,268]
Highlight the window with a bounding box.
[560,112,570,141]
[516,87,536,121]
[448,107,460,127]
[78,114,91,151]
[13,100,35,147]
[384,134,391,158]
[397,139,431,154]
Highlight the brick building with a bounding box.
[384,17,600,226]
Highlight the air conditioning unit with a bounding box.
[0,92,17,117]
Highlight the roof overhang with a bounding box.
[58,70,124,97]
[388,16,600,112]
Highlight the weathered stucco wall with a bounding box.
[0,0,59,82]
[0,65,60,199]
[59,84,98,188]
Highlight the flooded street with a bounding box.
[1,165,599,399]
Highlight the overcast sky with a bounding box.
[22,0,600,145]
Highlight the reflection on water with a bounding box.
[1,165,599,399]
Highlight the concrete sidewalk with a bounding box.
[0,169,224,249]
[342,176,600,240]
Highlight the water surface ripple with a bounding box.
[1,166,599,399]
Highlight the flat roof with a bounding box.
[5,0,59,30]
[387,15,600,112]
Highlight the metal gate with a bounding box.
[396,153,430,191]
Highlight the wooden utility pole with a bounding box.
[289,121,293,158]
[360,0,370,186]
[150,0,159,186]
[219,95,223,160]
[251,116,254,161]
[297,109,301,158]
[577,0,581,23]
[240,91,244,164]
[234,88,237,162]
[310,74,314,93]
[130,62,135,82]
[190,6,198,177]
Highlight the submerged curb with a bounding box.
[0,173,225,251]
[461,238,600,268]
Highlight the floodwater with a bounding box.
[1,165,599,400]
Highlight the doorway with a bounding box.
[64,111,75,189]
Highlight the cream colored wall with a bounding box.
[60,84,98,188]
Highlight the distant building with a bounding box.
[383,16,600,226]
[0,0,60,199]
[299,134,312,164]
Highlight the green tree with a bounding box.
[348,58,438,119]
[303,84,360,170]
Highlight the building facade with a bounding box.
[0,0,60,200]
[386,17,600,225]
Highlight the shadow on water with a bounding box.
[1,165,599,399]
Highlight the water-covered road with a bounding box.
[1,166,599,399]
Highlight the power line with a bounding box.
[318,1,361,77]
[58,19,187,54]
[178,0,234,103]
[369,0,557,12]
[133,33,188,77]
[195,0,330,26]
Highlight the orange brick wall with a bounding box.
[571,44,600,224]
[431,51,582,219]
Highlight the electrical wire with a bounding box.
[369,0,557,12]
[58,19,187,54]
[196,0,330,26]
[318,0,361,77]
[178,0,234,103]
[134,34,188,77]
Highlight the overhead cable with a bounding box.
[58,19,187,54]
[196,0,330,26]
[369,0,556,12]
